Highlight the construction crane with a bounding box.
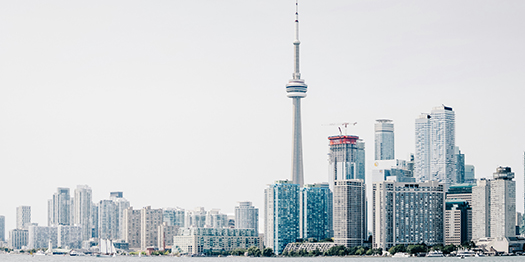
[322,122,357,135]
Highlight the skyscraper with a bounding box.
[123,207,141,249]
[110,192,130,239]
[286,2,308,187]
[472,167,516,240]
[264,180,300,255]
[0,215,4,242]
[328,135,365,190]
[415,105,456,188]
[16,206,31,230]
[74,185,92,240]
[234,202,258,230]
[141,206,163,250]
[465,165,475,183]
[98,200,116,240]
[333,179,366,247]
[455,147,465,184]
[163,208,185,228]
[185,207,207,228]
[375,119,394,160]
[373,180,444,249]
[299,183,333,241]
[48,187,71,226]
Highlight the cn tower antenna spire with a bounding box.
[293,0,301,80]
[286,0,307,187]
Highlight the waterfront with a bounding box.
[0,255,524,262]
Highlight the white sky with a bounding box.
[1,0,524,234]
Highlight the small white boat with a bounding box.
[393,252,410,257]
[456,250,476,257]
[427,250,444,257]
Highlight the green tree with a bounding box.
[309,248,321,257]
[262,248,274,257]
[355,247,366,255]
[442,244,456,255]
[388,244,406,255]
[407,244,427,255]
[247,246,261,257]
[297,249,307,256]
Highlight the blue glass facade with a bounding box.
[300,183,333,241]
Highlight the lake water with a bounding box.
[0,255,523,262]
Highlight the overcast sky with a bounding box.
[1,0,524,233]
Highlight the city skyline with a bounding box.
[1,0,525,233]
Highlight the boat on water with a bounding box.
[426,250,444,257]
[456,250,476,258]
[392,252,410,257]
[97,239,117,257]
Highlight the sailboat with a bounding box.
[98,239,117,257]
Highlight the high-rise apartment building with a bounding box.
[328,135,365,190]
[415,105,456,188]
[375,119,394,160]
[0,215,4,242]
[16,206,31,230]
[445,199,470,246]
[48,188,71,226]
[299,183,333,241]
[28,225,58,249]
[111,192,130,239]
[472,167,516,240]
[370,159,415,183]
[9,229,28,249]
[185,207,207,228]
[264,180,299,255]
[91,203,99,239]
[373,180,444,249]
[157,222,178,251]
[99,200,116,240]
[74,185,92,240]
[57,225,82,249]
[205,209,228,228]
[163,208,185,227]
[123,207,141,249]
[455,147,465,184]
[234,202,258,230]
[446,183,474,244]
[333,179,366,247]
[141,206,163,250]
[465,165,475,183]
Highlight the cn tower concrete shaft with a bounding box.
[291,97,304,186]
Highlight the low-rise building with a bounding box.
[173,228,262,255]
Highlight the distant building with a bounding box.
[300,183,333,241]
[9,229,28,249]
[446,183,474,243]
[57,225,81,249]
[375,119,394,160]
[111,192,130,240]
[370,159,415,183]
[334,179,366,247]
[445,199,470,245]
[16,206,31,230]
[472,167,516,240]
[141,206,163,250]
[173,228,262,255]
[185,207,207,228]
[28,225,58,249]
[465,165,475,183]
[264,180,299,255]
[328,135,365,190]
[163,208,185,227]
[415,106,456,188]
[157,222,178,251]
[373,180,445,249]
[48,188,71,226]
[455,147,465,184]
[123,207,141,249]
[99,200,116,240]
[74,185,92,240]
[0,215,4,242]
[205,209,228,228]
[234,202,258,230]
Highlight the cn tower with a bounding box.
[286,1,307,187]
